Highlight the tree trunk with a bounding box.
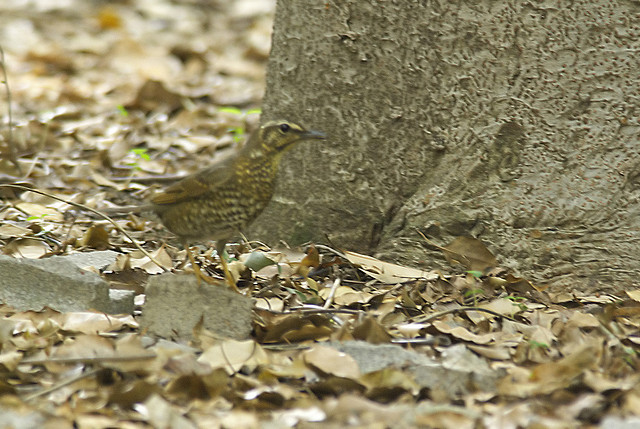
[252,0,640,294]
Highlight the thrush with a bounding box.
[114,120,326,290]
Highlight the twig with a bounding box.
[0,184,169,272]
[313,243,362,281]
[314,243,347,259]
[0,46,21,174]
[323,277,341,309]
[410,306,518,324]
[390,336,451,346]
[264,306,364,316]
[261,343,311,351]
[20,353,156,366]
[23,368,100,402]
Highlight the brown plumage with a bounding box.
[127,120,326,290]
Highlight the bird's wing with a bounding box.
[150,162,234,205]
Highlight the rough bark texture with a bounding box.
[253,0,640,293]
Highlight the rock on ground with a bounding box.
[0,254,133,314]
[139,273,254,340]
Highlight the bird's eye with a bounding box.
[279,123,291,133]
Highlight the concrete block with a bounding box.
[0,255,132,314]
[52,250,119,271]
[140,273,253,340]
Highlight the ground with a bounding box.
[1,1,640,428]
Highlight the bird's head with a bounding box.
[256,120,326,154]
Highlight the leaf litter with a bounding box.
[1,0,640,428]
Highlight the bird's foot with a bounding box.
[185,244,240,292]
[219,256,241,293]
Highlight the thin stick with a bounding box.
[23,368,100,401]
[20,353,157,366]
[323,277,341,309]
[0,46,21,174]
[314,243,347,259]
[410,306,518,324]
[263,307,364,315]
[0,184,169,272]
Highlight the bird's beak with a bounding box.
[302,130,327,140]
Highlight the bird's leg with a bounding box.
[183,240,203,286]
[182,240,220,287]
[216,240,240,293]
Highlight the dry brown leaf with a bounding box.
[128,245,173,274]
[303,345,361,379]
[465,297,525,324]
[626,290,640,302]
[564,312,600,330]
[0,223,33,239]
[359,367,420,395]
[623,391,640,416]
[137,393,192,428]
[441,237,497,272]
[500,341,601,397]
[15,202,64,222]
[3,238,49,259]
[467,344,512,360]
[503,274,542,293]
[262,355,308,379]
[583,370,640,393]
[432,320,497,345]
[343,250,437,284]
[257,314,334,344]
[0,351,23,372]
[90,172,125,190]
[128,79,183,112]
[415,408,477,429]
[352,316,392,344]
[319,286,374,306]
[80,224,110,249]
[198,340,269,373]
[529,341,601,387]
[58,312,137,334]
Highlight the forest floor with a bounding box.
[1,1,640,428]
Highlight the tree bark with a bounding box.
[253,0,640,294]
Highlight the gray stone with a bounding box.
[0,255,131,314]
[332,341,503,400]
[107,289,136,315]
[331,340,438,374]
[139,273,254,340]
[51,250,119,271]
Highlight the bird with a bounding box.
[112,120,326,291]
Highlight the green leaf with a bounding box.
[243,251,277,272]
[464,288,484,297]
[26,214,47,221]
[228,126,246,142]
[117,104,129,117]
[218,106,243,115]
[529,340,549,350]
[130,148,150,161]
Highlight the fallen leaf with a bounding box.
[343,251,437,284]
[303,345,361,379]
[198,340,269,373]
[441,237,497,272]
